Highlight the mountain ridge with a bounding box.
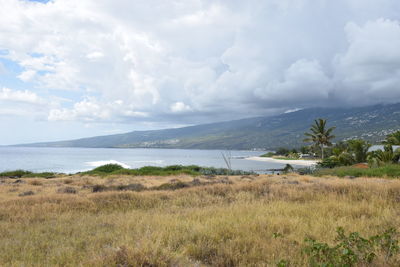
[18,103,400,150]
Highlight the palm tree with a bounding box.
[383,131,400,145]
[304,119,336,160]
[347,139,371,163]
[367,145,400,166]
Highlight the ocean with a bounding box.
[0,147,287,173]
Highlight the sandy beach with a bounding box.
[246,156,319,167]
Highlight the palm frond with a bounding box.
[304,118,336,159]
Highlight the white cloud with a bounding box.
[48,99,108,121]
[48,98,148,122]
[254,59,332,106]
[0,87,49,117]
[18,69,36,82]
[335,18,400,105]
[0,0,400,126]
[170,102,192,113]
[86,51,104,60]
[0,87,43,104]
[284,108,303,114]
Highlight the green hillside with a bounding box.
[20,103,400,150]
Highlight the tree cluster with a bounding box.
[303,119,400,168]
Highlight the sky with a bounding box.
[1,0,400,144]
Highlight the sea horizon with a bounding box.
[0,146,281,174]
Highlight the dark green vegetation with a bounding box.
[0,170,56,178]
[261,152,276,157]
[302,227,399,267]
[81,164,202,176]
[383,131,400,145]
[18,103,400,150]
[317,141,399,169]
[314,164,400,178]
[81,164,255,176]
[0,164,255,178]
[310,129,400,177]
[317,139,374,168]
[260,148,303,159]
[368,145,400,167]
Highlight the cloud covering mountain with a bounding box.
[0,0,400,144]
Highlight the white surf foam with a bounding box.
[86,160,131,169]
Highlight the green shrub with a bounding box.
[303,227,399,266]
[283,164,294,173]
[81,164,255,177]
[260,152,275,157]
[338,152,356,166]
[287,152,300,159]
[347,139,371,163]
[0,170,57,178]
[25,172,57,178]
[318,157,341,168]
[368,145,400,166]
[276,147,290,156]
[89,164,125,174]
[276,259,290,267]
[163,165,185,171]
[87,165,201,176]
[198,167,254,176]
[314,164,400,178]
[0,170,33,178]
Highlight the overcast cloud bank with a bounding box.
[0,0,400,143]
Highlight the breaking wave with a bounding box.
[85,160,131,169]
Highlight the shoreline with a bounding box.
[245,156,319,167]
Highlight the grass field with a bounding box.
[0,173,399,266]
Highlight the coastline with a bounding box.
[245,156,319,167]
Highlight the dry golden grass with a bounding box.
[0,174,399,266]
